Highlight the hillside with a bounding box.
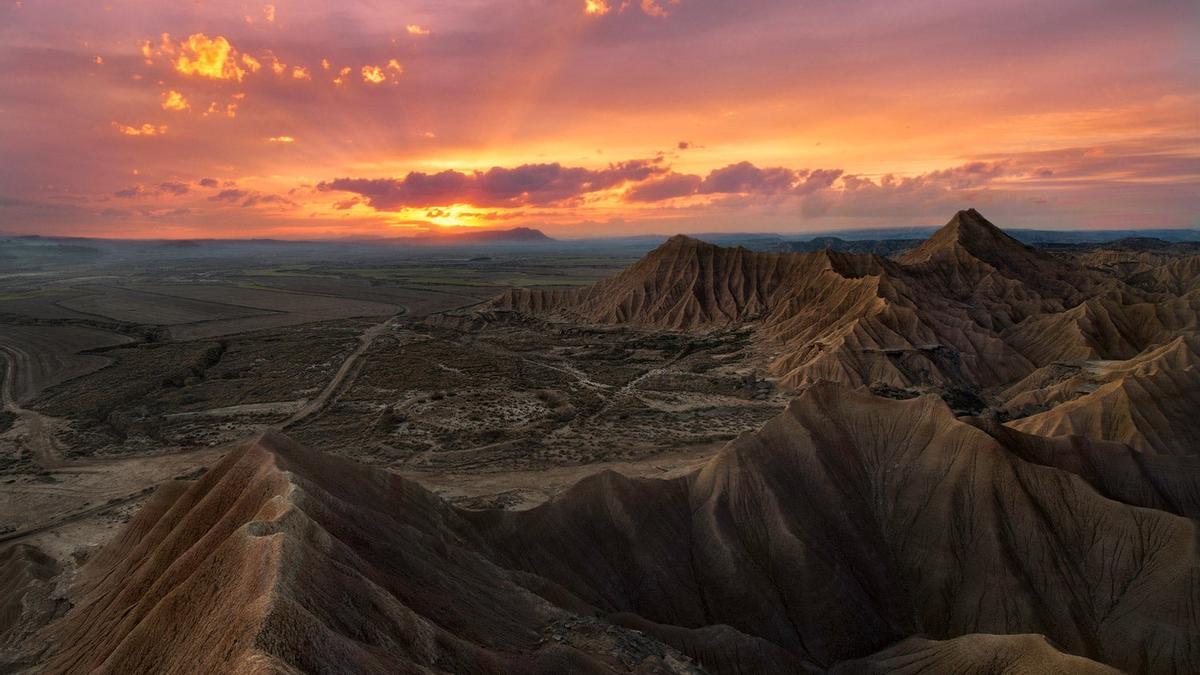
[492,207,1200,454]
[494,210,1174,393]
[20,384,1200,673]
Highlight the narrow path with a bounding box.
[284,311,404,427]
[0,489,149,545]
[1,345,66,468]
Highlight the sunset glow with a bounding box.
[0,0,1196,239]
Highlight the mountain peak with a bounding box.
[902,209,1031,264]
[662,233,708,246]
[645,234,719,258]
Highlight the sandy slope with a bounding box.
[495,210,1126,389]
[21,383,1199,674]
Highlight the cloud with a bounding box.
[113,186,147,199]
[161,90,189,111]
[202,102,238,118]
[198,178,219,188]
[799,162,1011,218]
[267,136,296,143]
[114,181,190,198]
[361,63,402,84]
[263,4,276,23]
[291,66,311,81]
[585,0,682,18]
[621,162,846,202]
[585,0,612,16]
[625,172,702,202]
[793,168,843,195]
[175,34,246,81]
[241,192,296,208]
[209,188,247,202]
[241,53,262,72]
[361,65,386,84]
[699,162,798,195]
[319,159,666,209]
[640,0,682,18]
[405,25,430,36]
[205,187,295,209]
[112,122,166,136]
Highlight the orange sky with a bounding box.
[0,0,1196,239]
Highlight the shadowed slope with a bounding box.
[970,418,1200,518]
[475,383,1200,673]
[0,544,64,665]
[829,633,1120,674]
[29,385,1200,674]
[1007,339,1200,455]
[41,432,699,674]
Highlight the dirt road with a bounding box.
[1,345,67,468]
[284,313,404,427]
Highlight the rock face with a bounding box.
[495,209,1200,451]
[1005,336,1200,455]
[38,431,698,675]
[29,384,1200,673]
[495,210,1128,390]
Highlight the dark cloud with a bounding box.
[806,162,1011,218]
[198,178,220,188]
[699,162,799,195]
[794,169,843,195]
[113,186,147,199]
[114,182,191,199]
[241,193,297,208]
[209,189,248,202]
[319,159,667,209]
[623,161,828,202]
[918,161,1007,190]
[625,172,703,202]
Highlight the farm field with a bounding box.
[243,255,634,290]
[117,284,396,339]
[0,289,103,322]
[0,325,133,404]
[222,274,487,313]
[59,285,271,325]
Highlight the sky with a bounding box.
[0,0,1197,239]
